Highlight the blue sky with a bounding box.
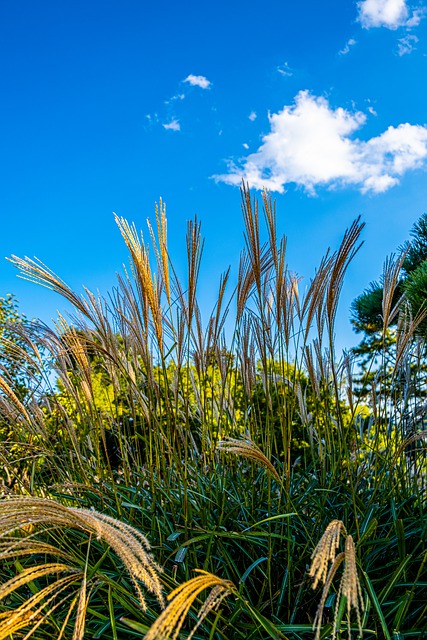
[1,0,427,351]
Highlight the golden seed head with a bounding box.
[0,496,165,639]
[310,523,364,640]
[144,570,235,640]
[217,437,281,482]
[309,520,347,589]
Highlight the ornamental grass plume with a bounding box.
[0,372,32,423]
[216,436,281,482]
[0,497,164,639]
[114,214,164,348]
[7,255,91,319]
[393,430,427,464]
[308,519,347,589]
[0,566,83,640]
[143,569,236,640]
[338,535,364,638]
[310,520,364,640]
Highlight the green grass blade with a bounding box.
[239,557,268,584]
[363,571,392,640]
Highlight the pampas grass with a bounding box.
[309,519,347,589]
[1,186,426,638]
[216,436,281,482]
[0,497,164,638]
[143,570,236,640]
[310,521,364,640]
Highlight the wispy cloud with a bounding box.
[165,93,185,104]
[277,61,293,76]
[397,33,418,54]
[214,91,427,195]
[339,38,357,55]
[249,111,257,121]
[152,75,212,131]
[163,119,181,132]
[357,0,424,29]
[405,7,426,26]
[183,74,212,89]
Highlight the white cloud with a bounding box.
[183,74,211,89]
[277,61,293,77]
[339,38,357,55]
[163,119,181,131]
[214,91,427,195]
[397,33,418,54]
[357,0,423,29]
[405,7,425,25]
[249,111,257,121]
[165,93,185,104]
[242,143,249,149]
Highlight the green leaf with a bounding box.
[379,555,412,604]
[166,531,183,542]
[392,590,414,631]
[120,617,151,633]
[108,585,118,640]
[243,513,296,532]
[174,547,188,563]
[359,516,378,544]
[363,571,392,640]
[239,557,268,583]
[244,601,287,639]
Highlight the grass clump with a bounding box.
[0,185,426,638]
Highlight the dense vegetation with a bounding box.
[0,187,426,639]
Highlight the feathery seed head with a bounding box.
[311,522,364,640]
[217,437,281,482]
[340,535,364,639]
[309,520,347,589]
[143,570,235,640]
[0,497,164,613]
